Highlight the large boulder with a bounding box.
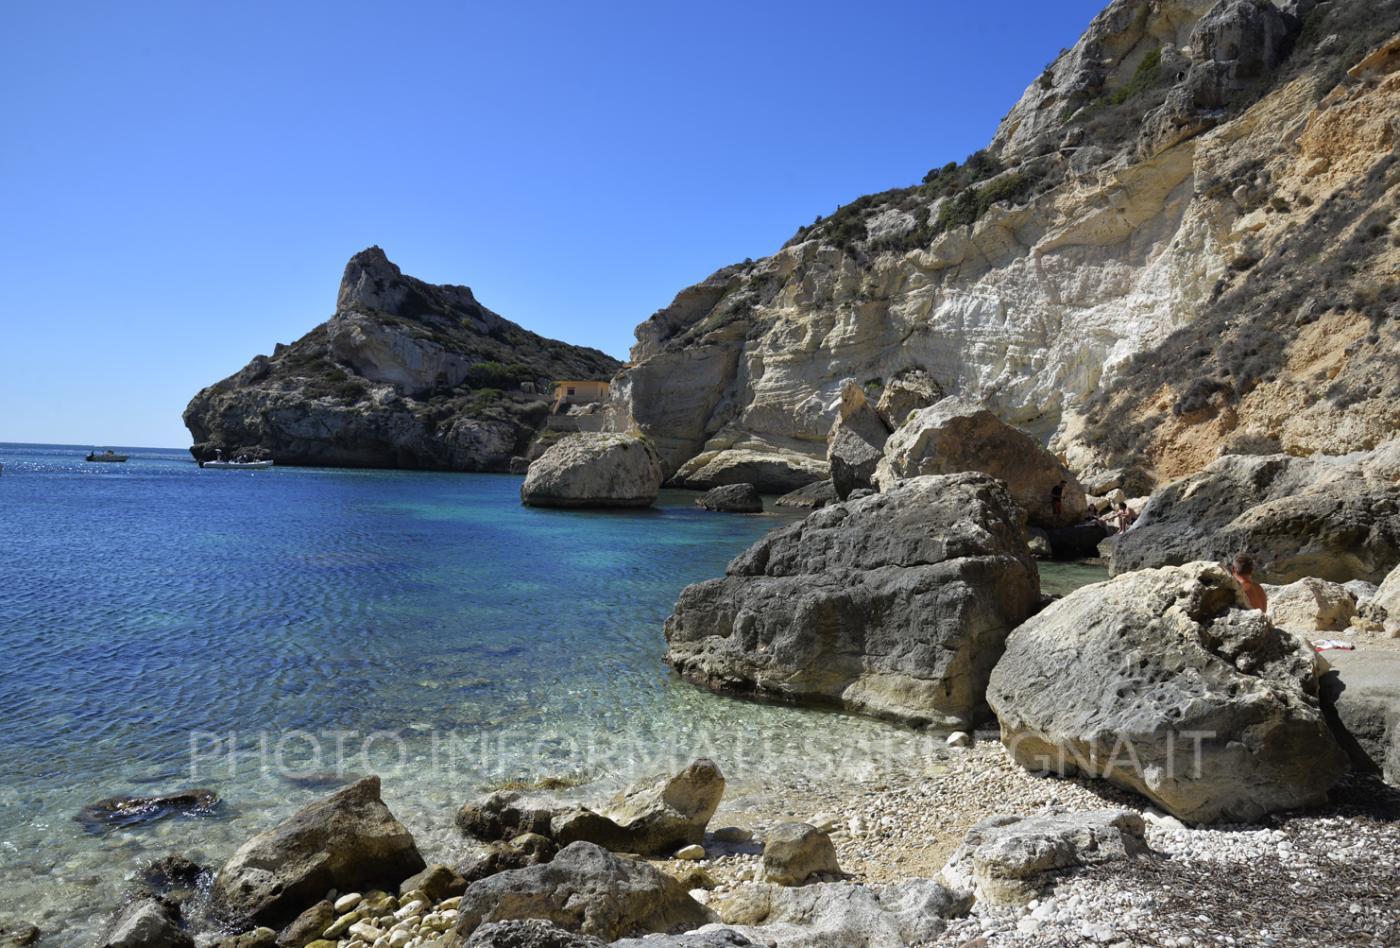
[77,789,219,831]
[665,473,1040,728]
[1265,577,1357,633]
[553,759,726,856]
[826,382,890,500]
[671,447,827,494]
[1320,649,1400,786]
[447,842,712,943]
[521,434,663,508]
[873,367,943,430]
[872,397,1086,528]
[211,776,426,929]
[987,563,1348,823]
[695,484,764,513]
[762,823,840,886]
[940,810,1147,906]
[1110,446,1400,584]
[1375,563,1400,633]
[710,879,970,948]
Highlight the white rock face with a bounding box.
[328,313,473,398]
[520,434,663,509]
[605,2,1397,490]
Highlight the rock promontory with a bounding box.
[184,248,620,470]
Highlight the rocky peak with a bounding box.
[336,245,482,322]
[337,245,408,312]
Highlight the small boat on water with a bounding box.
[86,449,128,463]
[201,459,275,470]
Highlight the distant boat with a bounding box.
[85,449,128,463]
[201,459,274,470]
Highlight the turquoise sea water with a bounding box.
[0,443,1105,943]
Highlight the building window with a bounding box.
[566,387,576,396]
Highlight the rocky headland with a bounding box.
[183,248,620,470]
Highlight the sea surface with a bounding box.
[0,443,1106,943]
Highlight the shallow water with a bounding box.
[0,443,1106,943]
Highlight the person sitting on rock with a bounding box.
[1114,502,1137,533]
[1231,552,1267,612]
[1050,480,1066,519]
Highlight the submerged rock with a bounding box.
[76,789,219,831]
[520,434,663,509]
[456,791,553,843]
[665,473,1039,728]
[98,898,191,948]
[211,776,425,929]
[553,759,726,857]
[873,398,1087,529]
[447,842,713,942]
[695,483,764,513]
[940,810,1147,905]
[1110,445,1400,584]
[987,562,1347,822]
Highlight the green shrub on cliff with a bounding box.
[466,361,532,389]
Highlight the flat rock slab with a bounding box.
[941,809,1147,905]
[1320,648,1400,785]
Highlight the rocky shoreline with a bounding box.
[67,737,1398,948]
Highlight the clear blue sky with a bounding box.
[0,0,1104,448]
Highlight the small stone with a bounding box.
[347,921,383,941]
[388,931,411,948]
[322,911,362,939]
[674,844,705,861]
[333,893,363,913]
[393,900,424,921]
[712,826,753,844]
[946,731,972,748]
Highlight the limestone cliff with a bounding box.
[609,0,1400,491]
[184,248,620,469]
